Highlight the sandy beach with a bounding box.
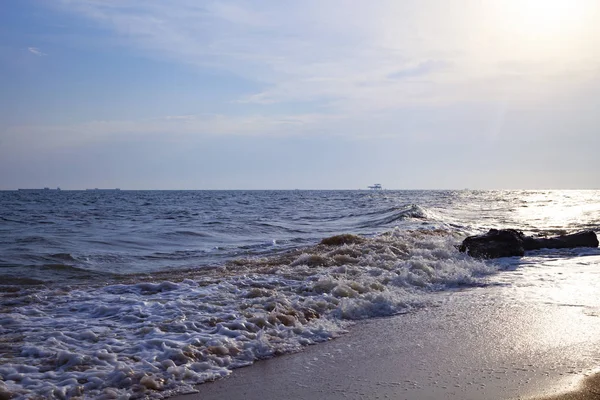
[173,256,600,400]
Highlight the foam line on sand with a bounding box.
[171,279,600,400]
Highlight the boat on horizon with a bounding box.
[368,183,383,190]
[18,187,61,191]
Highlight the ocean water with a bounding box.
[1,190,599,399]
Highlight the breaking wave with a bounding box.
[356,204,431,228]
[0,229,496,399]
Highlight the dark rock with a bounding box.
[459,229,598,259]
[523,230,599,251]
[459,229,526,258]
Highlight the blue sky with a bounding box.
[1,0,599,189]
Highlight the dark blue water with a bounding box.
[0,190,442,284]
[1,190,599,286]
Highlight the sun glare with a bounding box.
[486,0,595,61]
[511,0,587,36]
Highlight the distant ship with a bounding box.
[18,187,61,191]
[368,184,383,190]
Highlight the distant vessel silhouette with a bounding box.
[368,184,383,190]
[18,187,61,191]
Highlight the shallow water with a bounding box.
[0,190,598,399]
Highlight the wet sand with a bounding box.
[537,373,600,400]
[172,276,600,400]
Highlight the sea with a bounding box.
[1,190,599,399]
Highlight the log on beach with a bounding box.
[459,229,599,259]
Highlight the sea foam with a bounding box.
[0,229,497,399]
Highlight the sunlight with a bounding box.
[514,191,600,231]
[487,0,594,60]
[511,0,587,37]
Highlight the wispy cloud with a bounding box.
[52,0,600,117]
[2,112,337,154]
[28,47,47,56]
[164,115,196,121]
[388,60,450,80]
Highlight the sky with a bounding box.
[1,0,599,190]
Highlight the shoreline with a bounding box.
[536,372,600,399]
[171,279,600,400]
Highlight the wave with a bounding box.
[15,236,61,246]
[357,204,430,228]
[0,228,498,399]
[253,222,307,234]
[144,249,208,261]
[0,216,27,224]
[12,262,110,279]
[39,263,88,273]
[0,275,46,285]
[167,230,213,238]
[49,253,77,262]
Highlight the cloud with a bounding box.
[1,112,337,154]
[164,115,196,121]
[51,0,600,117]
[28,47,47,56]
[388,60,450,80]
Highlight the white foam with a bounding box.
[0,229,498,399]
